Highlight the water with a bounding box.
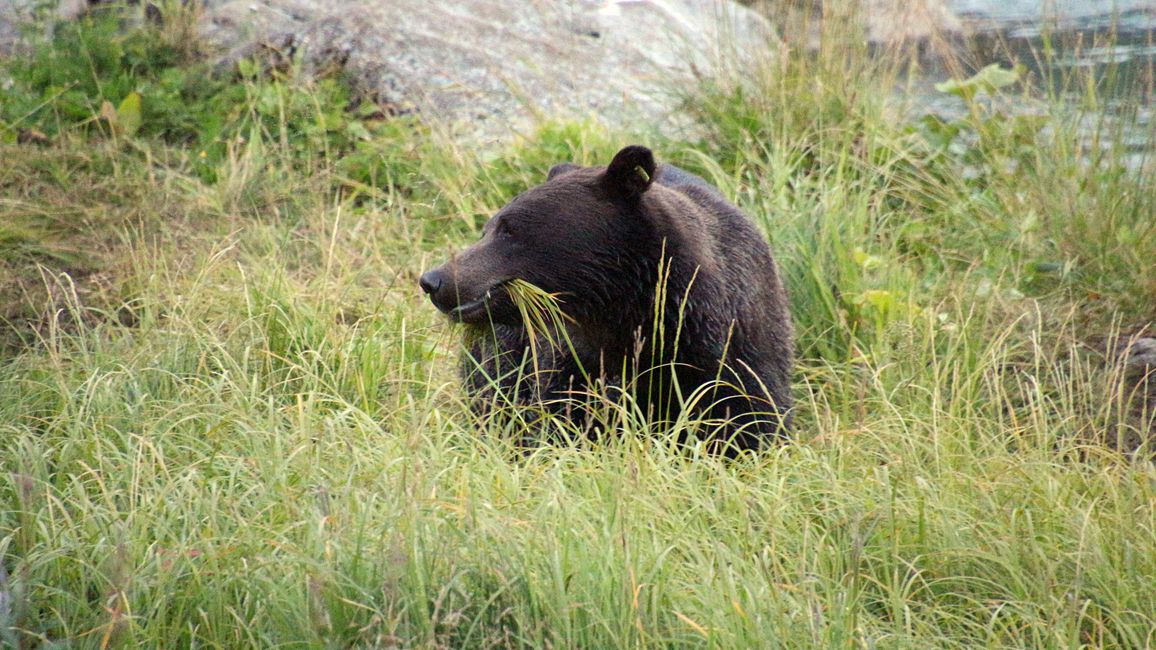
[947,0,1156,28]
[912,0,1155,167]
[939,0,1154,94]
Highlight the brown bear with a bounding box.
[420,145,793,452]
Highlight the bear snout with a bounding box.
[420,264,496,323]
[419,269,444,296]
[419,266,458,314]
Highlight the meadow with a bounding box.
[1,4,1154,648]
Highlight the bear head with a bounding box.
[420,145,662,328]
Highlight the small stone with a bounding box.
[1124,337,1156,371]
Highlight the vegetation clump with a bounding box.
[0,3,1153,647]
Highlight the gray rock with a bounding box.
[0,0,93,54]
[0,1,34,55]
[200,0,780,142]
[1123,337,1156,375]
[2,0,778,141]
[753,0,963,48]
[860,0,962,43]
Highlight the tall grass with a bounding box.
[2,2,1154,648]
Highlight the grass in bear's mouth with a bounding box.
[1,4,1154,648]
[506,279,572,327]
[505,278,578,363]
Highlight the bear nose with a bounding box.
[419,270,443,296]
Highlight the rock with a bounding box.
[0,0,35,55]
[0,0,98,54]
[199,0,780,142]
[753,0,963,48]
[1119,336,1156,454]
[860,0,962,43]
[1123,337,1156,378]
[2,0,779,141]
[0,562,10,638]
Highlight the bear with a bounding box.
[419,145,793,452]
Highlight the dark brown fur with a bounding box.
[420,146,793,452]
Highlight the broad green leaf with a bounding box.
[935,63,1024,101]
[117,91,142,137]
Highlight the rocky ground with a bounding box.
[0,0,992,143]
[203,0,783,143]
[3,1,788,142]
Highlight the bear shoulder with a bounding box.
[654,163,711,190]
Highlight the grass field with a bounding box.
[2,4,1155,648]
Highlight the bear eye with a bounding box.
[496,218,515,238]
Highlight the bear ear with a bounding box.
[547,163,580,181]
[603,145,655,200]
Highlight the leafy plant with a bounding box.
[0,5,379,182]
